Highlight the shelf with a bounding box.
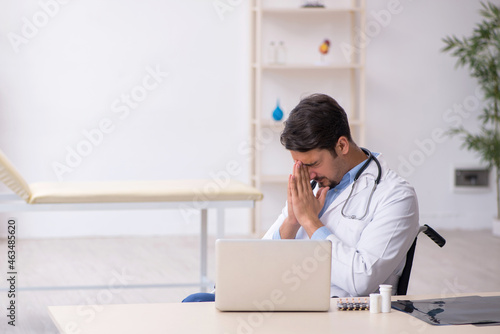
[255,7,362,14]
[260,174,289,183]
[256,119,361,127]
[256,63,362,70]
[259,119,285,128]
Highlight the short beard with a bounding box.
[316,177,338,189]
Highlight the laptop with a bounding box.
[215,239,332,312]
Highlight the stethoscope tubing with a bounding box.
[308,147,382,220]
[341,147,382,220]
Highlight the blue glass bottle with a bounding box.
[272,99,284,121]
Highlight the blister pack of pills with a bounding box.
[336,298,369,311]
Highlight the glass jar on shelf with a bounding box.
[275,41,287,65]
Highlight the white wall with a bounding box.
[0,0,497,238]
[0,0,251,238]
[365,0,499,229]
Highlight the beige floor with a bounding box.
[0,229,499,334]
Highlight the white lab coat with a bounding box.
[262,153,419,297]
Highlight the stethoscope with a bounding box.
[311,147,382,220]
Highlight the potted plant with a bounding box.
[442,1,500,235]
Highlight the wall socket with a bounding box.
[454,168,489,187]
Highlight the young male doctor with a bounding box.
[183,93,419,303]
[262,93,419,297]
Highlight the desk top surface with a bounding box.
[48,292,500,334]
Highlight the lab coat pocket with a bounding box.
[336,216,368,247]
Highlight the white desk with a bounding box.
[48,293,500,334]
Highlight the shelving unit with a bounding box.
[250,0,366,235]
[260,64,362,70]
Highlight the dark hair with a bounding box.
[280,94,353,153]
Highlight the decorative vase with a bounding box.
[272,99,284,121]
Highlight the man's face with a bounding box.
[290,148,349,189]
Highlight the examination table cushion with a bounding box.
[27,179,263,204]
